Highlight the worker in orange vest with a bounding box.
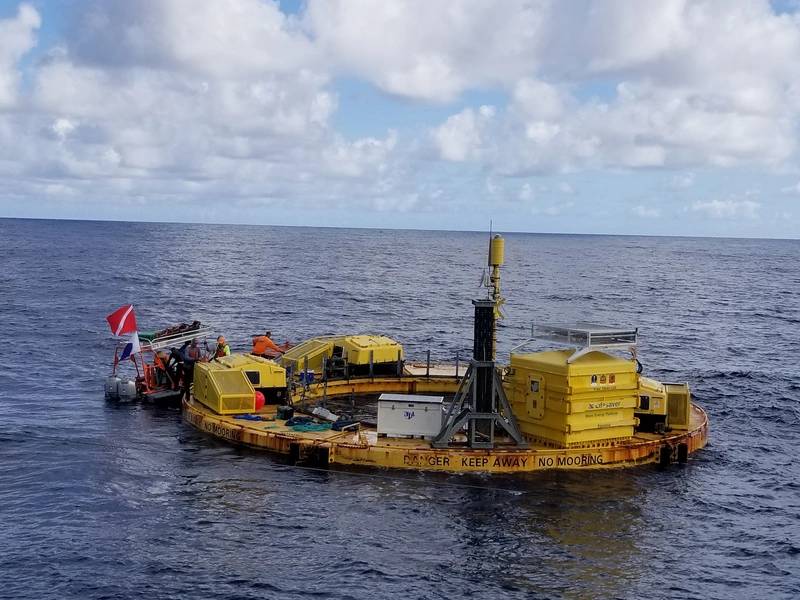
[252,330,282,356]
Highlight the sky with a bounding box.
[1,1,800,238]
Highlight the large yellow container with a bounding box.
[342,335,403,365]
[280,338,335,373]
[665,383,691,430]
[507,349,639,448]
[280,335,403,376]
[216,354,286,389]
[194,362,255,415]
[194,354,287,414]
[638,376,669,417]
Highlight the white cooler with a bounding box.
[377,393,444,438]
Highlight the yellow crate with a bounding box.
[342,335,403,365]
[280,338,335,373]
[216,354,286,389]
[507,349,638,448]
[637,376,669,417]
[194,362,255,415]
[665,383,692,429]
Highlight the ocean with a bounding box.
[0,218,798,599]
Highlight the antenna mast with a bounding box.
[432,229,525,449]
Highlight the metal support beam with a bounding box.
[432,362,526,449]
[396,349,402,377]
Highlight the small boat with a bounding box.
[104,322,214,404]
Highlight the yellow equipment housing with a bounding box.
[280,338,335,373]
[635,376,669,433]
[341,335,403,365]
[280,335,403,377]
[507,349,639,448]
[637,376,669,416]
[193,354,287,415]
[214,354,287,389]
[635,376,691,431]
[665,382,692,430]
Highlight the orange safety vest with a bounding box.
[252,336,280,354]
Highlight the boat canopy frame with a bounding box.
[141,326,215,352]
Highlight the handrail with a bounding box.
[142,326,215,351]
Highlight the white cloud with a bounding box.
[690,198,761,219]
[0,0,418,213]
[69,0,317,77]
[431,105,495,162]
[323,131,397,177]
[0,3,40,108]
[3,0,800,230]
[305,0,549,103]
[426,1,800,173]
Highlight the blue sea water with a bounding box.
[0,217,798,600]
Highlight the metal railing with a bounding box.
[140,326,215,352]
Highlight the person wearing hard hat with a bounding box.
[213,335,231,359]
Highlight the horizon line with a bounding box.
[1,215,797,242]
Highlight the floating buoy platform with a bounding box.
[177,234,708,474]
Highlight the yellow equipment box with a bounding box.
[341,335,403,365]
[281,338,335,373]
[638,377,669,416]
[636,376,669,432]
[280,335,403,379]
[215,354,287,389]
[507,349,639,448]
[194,362,256,415]
[665,382,692,430]
[194,354,287,414]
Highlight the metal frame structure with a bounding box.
[432,360,526,448]
[511,323,638,363]
[141,326,214,352]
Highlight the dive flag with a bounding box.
[119,332,141,361]
[106,304,138,336]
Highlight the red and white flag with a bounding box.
[106,304,138,336]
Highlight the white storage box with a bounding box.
[377,394,444,438]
